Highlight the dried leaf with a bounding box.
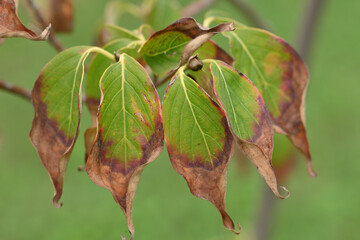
[210,60,288,198]
[162,68,239,233]
[84,127,96,162]
[204,14,315,176]
[0,0,50,40]
[30,46,113,207]
[50,0,73,32]
[226,28,315,176]
[140,17,233,76]
[86,54,163,239]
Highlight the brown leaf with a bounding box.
[84,127,96,164]
[0,0,50,40]
[50,0,73,32]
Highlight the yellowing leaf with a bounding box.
[210,60,288,198]
[162,67,239,233]
[86,54,163,239]
[30,46,114,207]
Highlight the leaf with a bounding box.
[84,127,97,163]
[0,0,50,41]
[86,54,163,239]
[210,60,288,198]
[99,24,141,46]
[222,27,315,176]
[138,24,154,39]
[50,0,73,32]
[86,39,142,120]
[30,46,114,207]
[139,17,233,76]
[203,10,245,28]
[103,0,142,26]
[185,63,215,99]
[144,0,181,30]
[180,22,234,66]
[162,68,239,233]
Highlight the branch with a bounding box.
[227,0,268,29]
[296,0,326,60]
[0,80,31,101]
[26,0,64,52]
[256,184,277,240]
[182,0,218,17]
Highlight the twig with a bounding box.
[256,185,277,240]
[227,0,268,29]
[26,0,64,52]
[297,0,326,60]
[255,1,326,240]
[182,0,218,17]
[0,80,31,101]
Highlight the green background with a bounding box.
[0,0,359,239]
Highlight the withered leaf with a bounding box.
[86,54,163,239]
[0,0,50,41]
[204,15,316,177]
[210,60,289,198]
[30,46,114,207]
[50,0,73,32]
[162,67,239,233]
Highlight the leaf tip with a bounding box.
[52,193,63,208]
[306,160,317,178]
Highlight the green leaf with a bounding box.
[99,24,142,46]
[222,27,315,176]
[203,10,245,28]
[210,60,288,198]
[140,18,233,76]
[30,46,114,207]
[86,53,163,239]
[162,67,239,233]
[86,39,143,118]
[144,0,181,30]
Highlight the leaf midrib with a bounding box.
[179,71,214,166]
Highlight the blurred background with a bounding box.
[1,0,359,239]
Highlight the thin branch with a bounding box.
[297,0,326,60]
[256,184,277,240]
[26,0,64,52]
[0,80,31,101]
[227,0,268,29]
[182,0,218,17]
[254,1,327,240]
